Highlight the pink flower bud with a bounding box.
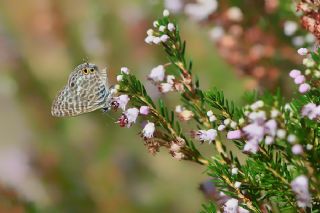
[227,130,242,140]
[299,83,311,94]
[139,106,150,115]
[294,75,305,84]
[292,144,303,155]
[289,69,301,78]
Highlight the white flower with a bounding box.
[271,109,280,118]
[287,134,297,143]
[230,121,237,129]
[185,0,218,21]
[226,7,243,22]
[306,144,313,150]
[159,83,173,93]
[224,118,231,125]
[167,23,175,31]
[265,136,274,145]
[209,26,225,42]
[160,34,170,42]
[284,20,298,36]
[223,198,238,213]
[153,21,159,28]
[297,48,308,56]
[218,124,226,131]
[125,108,139,126]
[303,58,315,67]
[145,35,154,44]
[120,67,129,74]
[206,110,213,117]
[250,100,264,110]
[116,75,123,82]
[152,37,162,44]
[146,29,154,36]
[276,129,286,139]
[196,129,217,143]
[238,118,245,125]
[163,9,170,17]
[178,109,194,121]
[239,207,249,213]
[166,75,175,84]
[114,95,130,111]
[175,105,184,113]
[291,175,311,208]
[142,122,155,138]
[231,167,238,175]
[234,181,241,188]
[159,25,166,32]
[148,65,165,82]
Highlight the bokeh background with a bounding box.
[0,0,309,212]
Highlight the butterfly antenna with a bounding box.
[82,57,89,64]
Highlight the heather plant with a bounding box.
[110,9,320,212]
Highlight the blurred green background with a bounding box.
[0,0,249,212]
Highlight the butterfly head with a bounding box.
[67,63,102,88]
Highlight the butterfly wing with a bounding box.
[51,78,109,117]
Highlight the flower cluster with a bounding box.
[301,103,320,121]
[290,175,311,208]
[144,10,175,45]
[109,9,320,212]
[289,69,311,94]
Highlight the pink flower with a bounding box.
[292,144,303,155]
[194,129,217,143]
[301,103,318,119]
[299,83,311,94]
[117,108,139,127]
[297,48,308,56]
[112,95,130,111]
[139,106,150,115]
[264,119,277,136]
[167,23,175,31]
[294,75,305,84]
[289,69,301,78]
[148,65,165,82]
[120,67,129,74]
[160,34,170,42]
[291,175,311,208]
[243,123,264,141]
[227,130,242,140]
[223,198,238,213]
[142,122,155,138]
[243,140,259,154]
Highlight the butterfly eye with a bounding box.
[83,68,89,74]
[90,68,95,73]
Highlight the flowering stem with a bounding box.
[221,174,259,212]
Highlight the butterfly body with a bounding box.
[51,63,112,117]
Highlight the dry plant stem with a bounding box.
[133,94,209,165]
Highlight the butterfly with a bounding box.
[51,62,114,117]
